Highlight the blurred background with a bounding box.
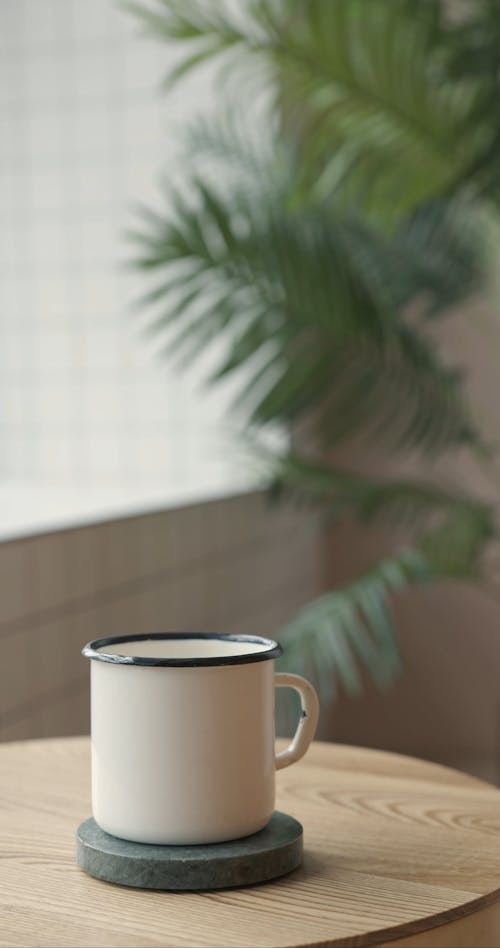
[2,0,500,784]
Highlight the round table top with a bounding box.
[2,737,500,948]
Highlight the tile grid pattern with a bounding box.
[0,492,323,742]
[0,0,247,493]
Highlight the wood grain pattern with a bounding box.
[382,899,500,946]
[1,738,500,947]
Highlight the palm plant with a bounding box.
[127,0,500,704]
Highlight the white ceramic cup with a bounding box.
[82,633,319,845]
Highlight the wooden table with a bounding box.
[1,738,500,948]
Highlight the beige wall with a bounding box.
[318,518,500,784]
[0,491,323,743]
[315,296,500,784]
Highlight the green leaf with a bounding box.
[270,454,483,529]
[126,0,499,710]
[277,548,429,704]
[419,505,496,579]
[131,174,479,454]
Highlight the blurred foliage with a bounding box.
[128,0,500,706]
[279,549,429,697]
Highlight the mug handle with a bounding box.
[274,672,319,771]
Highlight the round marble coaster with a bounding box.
[76,812,303,891]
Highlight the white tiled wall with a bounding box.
[0,0,248,496]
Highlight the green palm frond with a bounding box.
[271,450,498,581]
[126,0,500,704]
[127,0,494,216]
[274,0,474,215]
[445,0,500,204]
[125,0,275,86]
[277,548,429,702]
[277,496,496,709]
[270,454,487,529]
[342,198,484,319]
[179,114,485,320]
[309,328,475,453]
[132,179,478,453]
[185,112,278,185]
[419,504,496,579]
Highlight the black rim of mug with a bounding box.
[82,632,283,667]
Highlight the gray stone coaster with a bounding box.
[76,812,303,891]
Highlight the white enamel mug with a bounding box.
[82,633,319,845]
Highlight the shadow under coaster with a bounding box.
[76,812,303,890]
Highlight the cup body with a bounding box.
[84,633,282,845]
